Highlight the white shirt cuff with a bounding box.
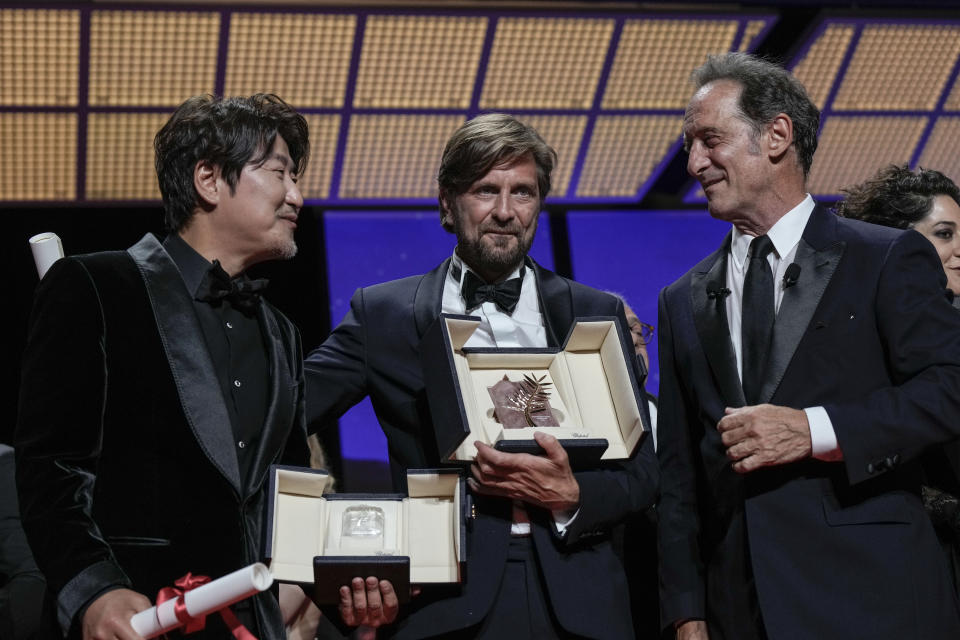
[805,406,843,461]
[552,506,580,535]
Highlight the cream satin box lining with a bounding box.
[425,314,646,463]
[265,466,464,586]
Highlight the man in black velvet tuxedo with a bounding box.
[658,53,960,640]
[304,113,658,639]
[15,94,396,640]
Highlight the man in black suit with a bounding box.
[15,94,395,640]
[304,113,658,639]
[658,52,960,640]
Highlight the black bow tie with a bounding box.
[461,267,524,314]
[195,260,268,314]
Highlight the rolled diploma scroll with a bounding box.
[29,232,64,279]
[130,563,273,638]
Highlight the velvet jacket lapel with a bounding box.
[128,234,242,495]
[412,256,567,346]
[691,232,746,408]
[757,205,844,403]
[244,303,298,496]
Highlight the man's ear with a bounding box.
[439,192,455,232]
[766,113,794,162]
[194,160,220,207]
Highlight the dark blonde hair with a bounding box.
[437,113,556,231]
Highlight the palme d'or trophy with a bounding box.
[488,373,560,429]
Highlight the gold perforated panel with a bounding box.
[480,18,613,110]
[917,117,960,187]
[298,114,341,200]
[603,19,738,110]
[0,113,76,200]
[738,19,768,52]
[89,11,219,107]
[807,116,927,194]
[513,115,586,198]
[0,9,79,106]
[340,114,463,199]
[791,23,855,110]
[86,112,168,200]
[354,15,486,109]
[832,24,960,111]
[577,115,683,197]
[943,74,960,111]
[225,13,355,108]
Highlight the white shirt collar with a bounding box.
[730,194,815,268]
[442,249,545,348]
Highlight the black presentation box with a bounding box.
[421,314,648,469]
[264,465,467,604]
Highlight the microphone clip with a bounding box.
[707,287,732,301]
[782,263,801,289]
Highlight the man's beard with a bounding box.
[277,241,298,260]
[454,218,536,280]
[271,235,298,260]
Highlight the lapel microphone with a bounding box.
[707,286,732,300]
[783,263,801,289]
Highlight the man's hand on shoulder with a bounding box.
[718,404,812,473]
[82,588,151,640]
[676,619,710,640]
[468,431,580,512]
[338,577,398,628]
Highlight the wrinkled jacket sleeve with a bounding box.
[826,231,960,484]
[15,258,132,634]
[303,288,371,430]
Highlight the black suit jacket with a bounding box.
[15,234,309,638]
[304,258,658,639]
[657,205,960,639]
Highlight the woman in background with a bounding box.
[837,164,960,298]
[837,164,960,595]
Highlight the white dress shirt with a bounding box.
[725,195,841,460]
[442,252,546,348]
[442,251,578,533]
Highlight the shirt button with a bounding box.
[238,440,246,449]
[226,322,233,329]
[233,379,242,388]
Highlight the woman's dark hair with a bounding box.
[154,93,309,232]
[836,164,960,229]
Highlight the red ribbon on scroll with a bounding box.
[156,573,258,640]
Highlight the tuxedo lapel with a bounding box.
[532,260,570,347]
[244,305,298,495]
[691,233,746,408]
[128,234,242,495]
[758,206,844,403]
[413,258,451,339]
